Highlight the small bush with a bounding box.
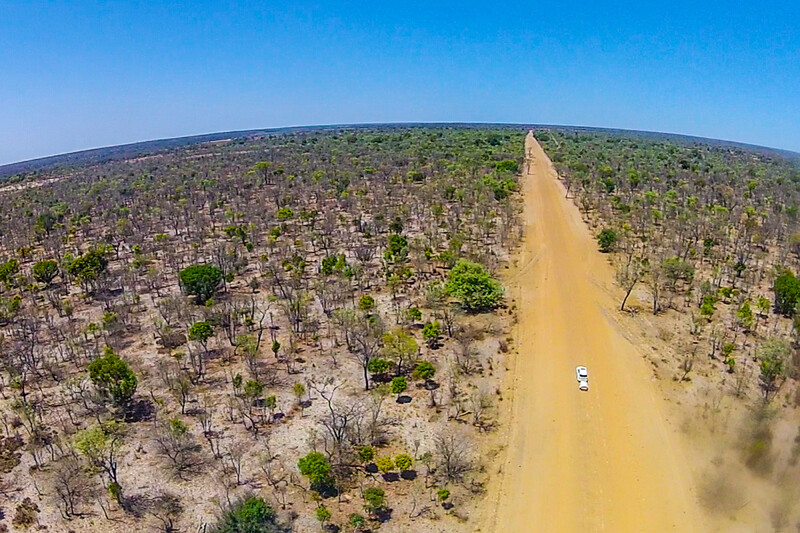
[597,228,618,253]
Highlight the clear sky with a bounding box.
[1,1,799,164]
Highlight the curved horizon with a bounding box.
[2,121,797,178]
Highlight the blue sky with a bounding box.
[1,1,798,164]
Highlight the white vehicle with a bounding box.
[576,366,589,391]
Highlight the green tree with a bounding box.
[737,300,755,330]
[774,269,800,316]
[88,347,137,408]
[32,259,59,286]
[597,228,619,253]
[210,495,283,533]
[382,328,418,374]
[179,264,223,304]
[445,259,503,312]
[758,338,789,402]
[74,421,125,501]
[67,248,108,291]
[422,321,441,348]
[363,487,386,517]
[298,452,333,492]
[189,321,214,350]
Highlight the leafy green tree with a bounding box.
[422,321,441,348]
[189,321,214,350]
[363,487,386,517]
[88,347,137,408]
[437,488,451,503]
[67,248,108,291]
[737,300,755,330]
[32,259,59,286]
[412,360,436,380]
[298,452,333,492]
[386,234,409,263]
[391,376,407,395]
[382,328,418,374]
[758,338,789,402]
[244,379,264,399]
[74,421,125,501]
[0,258,19,283]
[179,264,223,304]
[700,295,716,319]
[445,259,503,312]
[774,269,800,316]
[210,495,283,533]
[597,229,619,253]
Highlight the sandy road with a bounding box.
[489,133,705,532]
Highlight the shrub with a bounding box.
[88,347,137,407]
[445,259,503,312]
[597,228,618,253]
[412,360,436,380]
[375,456,394,474]
[358,294,375,312]
[179,264,223,304]
[394,454,413,472]
[367,358,392,375]
[32,259,59,286]
[391,376,407,395]
[406,306,422,322]
[349,513,366,529]
[437,488,450,502]
[316,505,331,525]
[358,446,375,463]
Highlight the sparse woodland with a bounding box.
[0,127,524,532]
[538,128,800,520]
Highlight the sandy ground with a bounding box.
[484,133,707,532]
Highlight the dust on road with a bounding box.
[487,132,706,532]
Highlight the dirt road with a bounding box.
[489,132,705,532]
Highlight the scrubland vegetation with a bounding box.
[0,127,523,532]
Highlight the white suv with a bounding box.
[576,366,589,391]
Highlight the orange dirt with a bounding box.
[487,132,706,532]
